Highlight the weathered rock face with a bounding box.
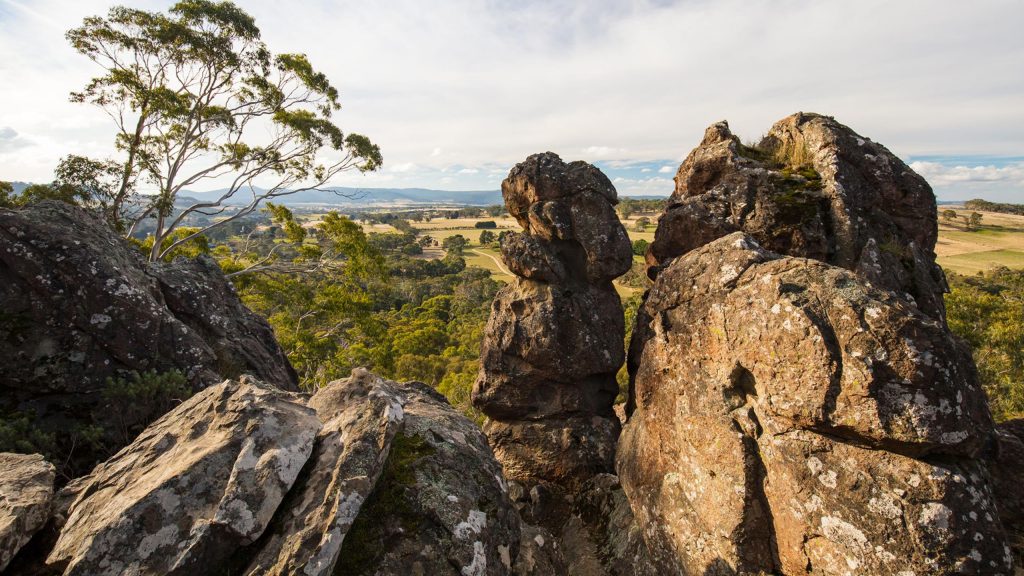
[242,370,405,576]
[45,377,320,575]
[987,419,1024,569]
[0,453,55,572]
[0,201,297,476]
[620,233,1010,575]
[333,378,521,576]
[647,113,947,320]
[14,371,521,576]
[474,152,632,489]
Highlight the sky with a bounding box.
[1,0,1023,201]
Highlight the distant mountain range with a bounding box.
[182,187,505,207]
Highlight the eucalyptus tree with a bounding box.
[67,0,381,261]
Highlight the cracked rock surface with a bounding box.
[474,152,632,489]
[620,233,1010,575]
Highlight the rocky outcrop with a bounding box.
[987,418,1024,569]
[0,201,297,476]
[241,369,405,576]
[0,453,55,572]
[646,113,947,320]
[46,377,320,575]
[620,233,1010,575]
[473,152,632,489]
[332,378,520,576]
[10,371,520,576]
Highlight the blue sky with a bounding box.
[1,0,1023,201]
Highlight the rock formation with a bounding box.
[9,371,521,576]
[987,418,1024,568]
[46,376,320,575]
[0,201,297,475]
[473,152,633,489]
[620,233,1009,574]
[646,113,948,320]
[0,453,55,572]
[622,113,1013,574]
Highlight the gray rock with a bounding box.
[0,453,55,572]
[243,369,405,576]
[0,201,297,477]
[335,379,520,575]
[46,377,319,575]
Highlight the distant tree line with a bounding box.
[963,199,1024,216]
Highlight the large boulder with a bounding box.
[0,201,297,476]
[45,377,320,575]
[334,378,521,576]
[620,233,1010,575]
[474,153,632,489]
[241,369,405,576]
[0,453,55,572]
[647,113,947,320]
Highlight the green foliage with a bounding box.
[67,1,380,259]
[132,226,211,261]
[616,292,644,403]
[964,199,1024,216]
[0,181,18,208]
[942,209,959,223]
[967,212,983,230]
[634,216,651,231]
[478,229,496,245]
[474,220,497,229]
[946,268,1024,421]
[442,234,468,255]
[0,413,58,457]
[221,215,498,419]
[265,203,307,244]
[103,369,192,443]
[632,239,649,256]
[0,369,189,478]
[390,219,417,236]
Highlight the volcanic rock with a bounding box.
[647,113,947,320]
[474,152,632,489]
[0,453,55,572]
[332,378,521,576]
[619,233,1010,575]
[0,201,297,477]
[45,377,320,575]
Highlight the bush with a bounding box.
[632,239,649,256]
[946,268,1024,421]
[103,369,192,443]
[474,220,497,229]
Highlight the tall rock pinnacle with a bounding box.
[473,152,632,489]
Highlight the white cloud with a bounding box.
[910,161,1024,186]
[1,0,1022,200]
[388,162,419,173]
[582,146,627,157]
[0,126,31,153]
[658,165,674,173]
[458,168,479,174]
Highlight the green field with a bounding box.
[346,209,1024,284]
[936,209,1024,275]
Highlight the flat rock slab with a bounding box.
[46,377,319,575]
